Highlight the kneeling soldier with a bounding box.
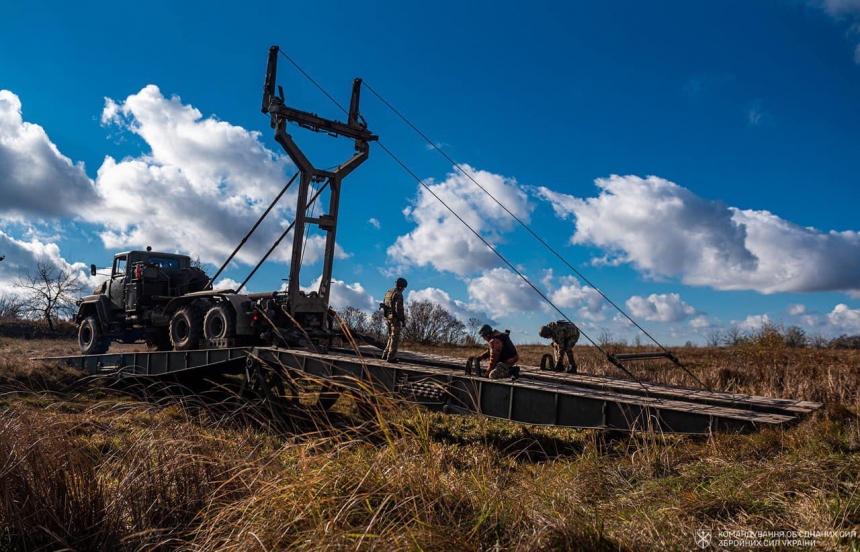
[477,324,520,379]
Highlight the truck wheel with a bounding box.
[169,305,205,351]
[79,316,110,355]
[204,303,236,340]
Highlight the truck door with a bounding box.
[108,255,127,311]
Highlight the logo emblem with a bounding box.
[695,529,712,549]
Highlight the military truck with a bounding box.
[75,248,256,354]
[75,248,340,355]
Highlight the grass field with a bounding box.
[1,327,859,550]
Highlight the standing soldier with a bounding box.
[476,324,520,379]
[381,277,408,363]
[539,320,581,373]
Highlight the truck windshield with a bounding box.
[149,257,181,270]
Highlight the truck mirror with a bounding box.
[90,264,97,277]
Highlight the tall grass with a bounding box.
[0,334,859,550]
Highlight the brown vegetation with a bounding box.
[1,327,859,550]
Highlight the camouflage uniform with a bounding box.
[381,286,405,360]
[478,330,520,379]
[546,320,580,372]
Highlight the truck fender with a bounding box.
[75,296,113,330]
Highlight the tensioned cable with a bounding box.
[372,141,645,385]
[360,82,708,390]
[362,83,663,348]
[276,48,705,389]
[276,48,644,383]
[210,171,299,288]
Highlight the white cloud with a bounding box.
[302,275,377,311]
[626,293,697,322]
[734,313,772,332]
[548,275,606,320]
[90,85,305,267]
[406,287,489,324]
[825,303,860,333]
[0,90,99,219]
[0,229,96,298]
[814,0,860,62]
[368,218,380,230]
[819,0,860,16]
[689,315,714,329]
[787,303,807,316]
[534,174,860,294]
[466,267,543,319]
[388,165,533,275]
[212,277,242,291]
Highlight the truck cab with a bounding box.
[76,249,208,354]
[105,250,192,312]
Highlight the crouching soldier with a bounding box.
[539,320,580,373]
[477,324,520,379]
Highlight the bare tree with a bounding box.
[722,325,746,347]
[783,325,808,348]
[336,306,369,333]
[368,309,386,342]
[0,291,24,319]
[465,317,483,345]
[403,300,466,345]
[704,328,724,348]
[15,260,85,333]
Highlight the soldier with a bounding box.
[476,324,520,379]
[380,277,408,363]
[539,320,581,373]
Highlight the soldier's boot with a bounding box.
[566,362,578,374]
[387,357,399,364]
[554,361,565,372]
[509,365,521,380]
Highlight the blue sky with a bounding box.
[2,0,860,345]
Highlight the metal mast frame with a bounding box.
[261,45,377,327]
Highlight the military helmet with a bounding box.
[478,324,493,337]
[538,325,552,338]
[395,277,408,288]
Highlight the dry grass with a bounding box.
[1,330,859,551]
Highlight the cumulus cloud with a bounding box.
[534,174,860,294]
[368,218,380,230]
[626,293,698,322]
[388,165,533,275]
[814,0,860,63]
[406,287,490,324]
[0,90,99,219]
[90,85,306,267]
[548,275,606,321]
[825,303,860,333]
[0,229,97,297]
[466,267,544,319]
[734,313,772,332]
[302,275,377,311]
[787,303,807,316]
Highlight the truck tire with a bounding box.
[79,316,110,355]
[169,305,205,351]
[204,303,236,341]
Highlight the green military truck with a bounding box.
[75,248,336,355]
[75,248,254,354]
